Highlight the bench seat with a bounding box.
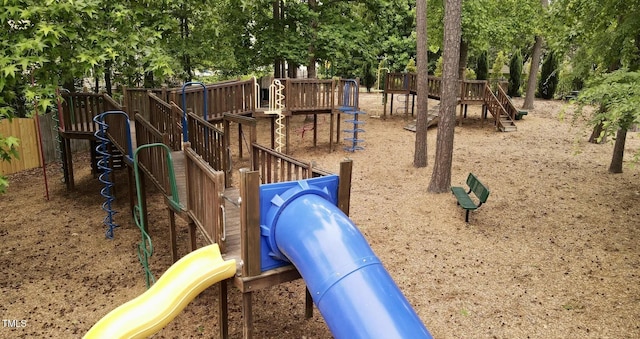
[451,173,490,222]
[451,186,479,210]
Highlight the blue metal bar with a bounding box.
[181,82,208,143]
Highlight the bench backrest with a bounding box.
[467,173,490,203]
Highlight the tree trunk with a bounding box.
[522,35,543,109]
[608,128,627,173]
[413,0,428,168]
[104,61,112,96]
[143,71,155,88]
[458,39,468,80]
[589,120,606,144]
[307,0,317,79]
[274,59,285,78]
[273,1,285,78]
[522,0,548,109]
[428,0,462,193]
[287,61,298,78]
[589,105,608,144]
[180,5,192,82]
[63,79,75,92]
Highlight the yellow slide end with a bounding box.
[84,244,236,339]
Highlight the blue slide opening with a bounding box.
[259,177,432,339]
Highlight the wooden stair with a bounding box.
[483,84,517,132]
[498,113,517,132]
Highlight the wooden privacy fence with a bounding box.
[0,114,90,175]
[0,118,41,175]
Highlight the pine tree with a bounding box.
[508,51,523,97]
[538,52,559,99]
[476,51,488,80]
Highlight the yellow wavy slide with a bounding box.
[85,244,236,339]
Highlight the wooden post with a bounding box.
[121,85,130,118]
[63,137,74,190]
[239,168,261,277]
[238,124,243,159]
[168,209,178,263]
[305,289,314,319]
[242,292,253,339]
[223,118,231,188]
[139,170,149,234]
[313,114,318,148]
[338,159,353,215]
[127,165,136,219]
[218,280,229,339]
[329,111,334,152]
[285,116,291,154]
[390,93,394,117]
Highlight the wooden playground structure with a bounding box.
[57,77,358,338]
[382,72,526,132]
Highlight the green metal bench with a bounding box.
[451,173,490,222]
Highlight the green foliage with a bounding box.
[434,56,443,77]
[0,134,19,194]
[549,0,640,73]
[508,51,523,97]
[406,58,417,73]
[576,70,640,133]
[557,60,585,98]
[491,51,508,80]
[475,51,488,80]
[538,51,559,99]
[427,0,542,72]
[465,68,477,80]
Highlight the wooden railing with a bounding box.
[167,79,256,121]
[483,84,508,127]
[134,114,172,195]
[122,87,166,120]
[460,80,486,103]
[148,93,182,151]
[280,78,335,113]
[187,112,226,171]
[384,73,412,92]
[184,144,226,250]
[223,113,256,185]
[60,92,107,135]
[251,143,316,184]
[427,76,442,99]
[384,73,491,103]
[99,95,133,161]
[496,85,518,120]
[104,119,131,161]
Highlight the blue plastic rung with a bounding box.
[344,146,365,152]
[344,138,365,143]
[345,120,365,124]
[343,129,366,133]
[338,105,357,112]
[341,110,367,115]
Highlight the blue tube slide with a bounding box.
[262,179,432,339]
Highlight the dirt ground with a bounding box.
[1,92,639,338]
